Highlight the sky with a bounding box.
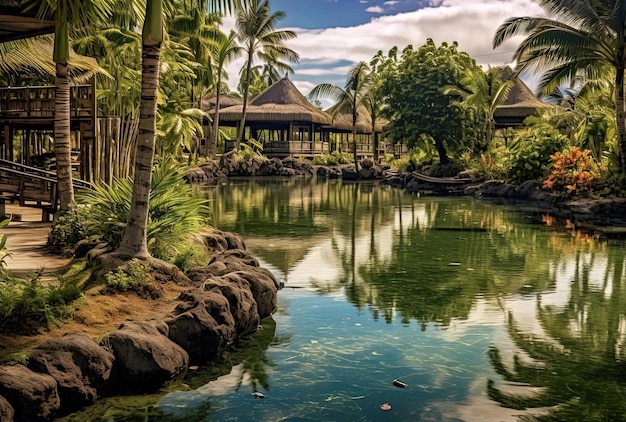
[222,0,546,97]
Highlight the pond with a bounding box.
[64,178,626,421]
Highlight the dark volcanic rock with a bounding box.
[107,321,189,390]
[0,395,14,422]
[167,289,237,364]
[27,332,114,414]
[0,364,59,422]
[204,273,260,336]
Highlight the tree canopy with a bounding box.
[379,39,482,164]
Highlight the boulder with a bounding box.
[0,395,14,422]
[234,268,279,319]
[0,365,59,421]
[167,289,237,364]
[201,230,246,255]
[204,273,260,335]
[27,332,114,414]
[107,321,189,391]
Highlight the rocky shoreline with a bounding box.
[383,170,626,235]
[0,230,280,421]
[187,153,626,233]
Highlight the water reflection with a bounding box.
[64,179,626,421]
[203,178,626,420]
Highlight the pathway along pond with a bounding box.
[64,178,626,421]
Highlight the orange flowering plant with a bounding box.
[542,147,600,196]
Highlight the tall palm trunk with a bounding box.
[616,67,626,170]
[54,0,75,213]
[55,61,75,212]
[115,0,162,258]
[210,74,223,158]
[236,49,254,145]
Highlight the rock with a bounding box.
[359,168,375,179]
[360,158,374,170]
[27,332,114,414]
[516,180,542,197]
[0,395,14,422]
[202,249,261,277]
[107,321,189,391]
[203,273,260,336]
[0,365,60,421]
[234,268,279,319]
[201,230,246,255]
[167,289,237,364]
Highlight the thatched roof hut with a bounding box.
[494,67,551,127]
[325,103,386,134]
[217,76,332,125]
[201,94,243,113]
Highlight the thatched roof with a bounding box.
[201,94,243,113]
[217,77,332,125]
[494,67,551,120]
[0,1,55,42]
[325,103,387,133]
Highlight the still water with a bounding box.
[65,178,626,421]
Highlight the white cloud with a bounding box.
[365,6,384,13]
[223,1,546,95]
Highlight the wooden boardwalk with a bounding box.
[1,203,70,278]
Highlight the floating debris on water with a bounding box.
[449,262,461,266]
[393,379,407,388]
[252,392,265,399]
[380,402,392,411]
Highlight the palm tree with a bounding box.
[444,66,513,148]
[492,0,626,171]
[234,0,298,144]
[308,61,373,173]
[115,0,240,259]
[210,30,242,157]
[27,0,112,213]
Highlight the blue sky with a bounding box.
[223,0,545,96]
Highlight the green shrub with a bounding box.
[77,159,211,260]
[171,243,210,273]
[47,206,90,254]
[507,123,569,184]
[0,273,82,334]
[311,151,352,166]
[237,138,265,161]
[0,218,11,275]
[104,259,151,293]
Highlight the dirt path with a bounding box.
[1,204,71,278]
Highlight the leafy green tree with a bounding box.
[444,66,513,149]
[308,61,373,172]
[234,0,298,143]
[493,0,626,172]
[380,39,481,164]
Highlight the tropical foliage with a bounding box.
[379,40,482,164]
[76,159,210,260]
[493,0,626,172]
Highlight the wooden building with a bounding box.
[494,67,551,128]
[215,77,333,158]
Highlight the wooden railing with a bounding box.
[0,85,94,119]
[0,159,92,221]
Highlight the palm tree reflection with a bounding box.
[488,248,626,421]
